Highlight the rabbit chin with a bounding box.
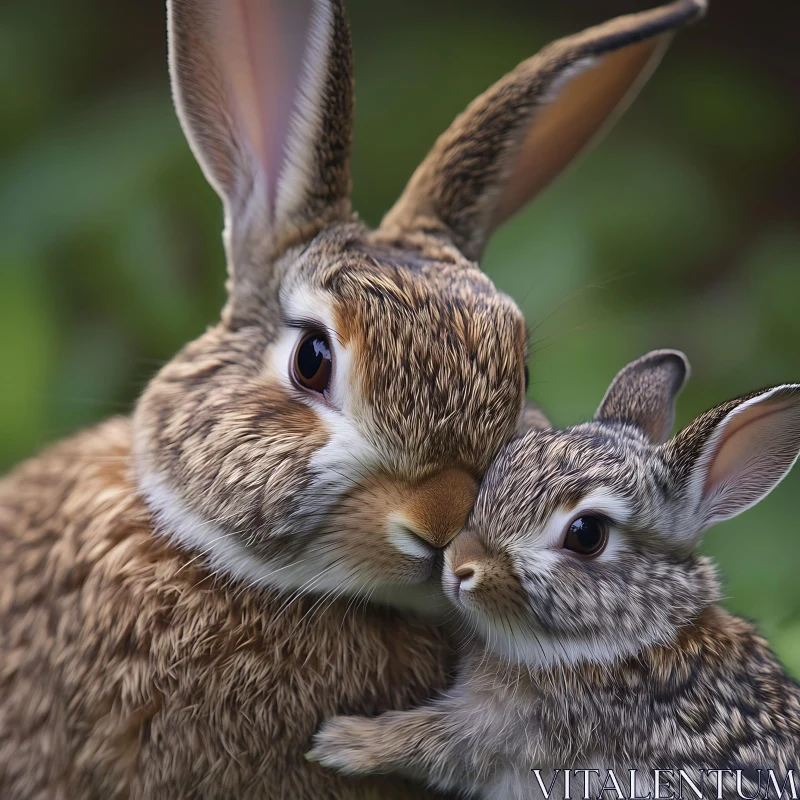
[454,602,677,670]
[137,469,448,616]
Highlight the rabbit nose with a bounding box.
[446,528,487,578]
[399,468,478,548]
[453,563,481,591]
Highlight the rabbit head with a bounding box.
[134,0,707,608]
[446,350,800,666]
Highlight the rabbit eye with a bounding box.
[292,331,332,395]
[562,515,608,558]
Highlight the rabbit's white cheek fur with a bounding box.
[465,541,660,670]
[266,289,382,498]
[138,467,385,598]
[137,470,307,590]
[261,304,443,600]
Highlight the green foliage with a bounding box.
[1,1,799,670]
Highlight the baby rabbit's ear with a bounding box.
[168,0,352,300]
[595,350,690,444]
[380,0,706,261]
[665,385,800,537]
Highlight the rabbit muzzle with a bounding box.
[330,466,479,585]
[442,528,525,616]
[396,467,478,549]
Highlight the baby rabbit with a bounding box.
[311,350,800,799]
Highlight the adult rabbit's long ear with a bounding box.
[380,0,706,262]
[168,0,353,301]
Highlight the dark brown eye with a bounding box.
[562,515,608,558]
[293,331,332,395]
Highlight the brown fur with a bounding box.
[400,468,479,548]
[0,419,456,799]
[169,0,356,325]
[132,229,526,597]
[1,0,708,794]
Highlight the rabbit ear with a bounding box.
[168,0,353,287]
[595,350,690,444]
[379,0,706,261]
[664,385,800,537]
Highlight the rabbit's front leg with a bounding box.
[308,702,485,794]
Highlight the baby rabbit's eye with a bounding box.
[293,331,333,395]
[562,515,608,558]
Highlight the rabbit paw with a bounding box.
[307,716,388,776]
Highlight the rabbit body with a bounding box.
[311,607,800,799]
[0,417,454,799]
[311,352,800,798]
[1,0,708,795]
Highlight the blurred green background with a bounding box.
[2,1,799,665]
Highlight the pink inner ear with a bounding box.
[490,36,667,229]
[215,0,314,214]
[705,398,799,495]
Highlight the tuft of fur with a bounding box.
[0,419,456,799]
